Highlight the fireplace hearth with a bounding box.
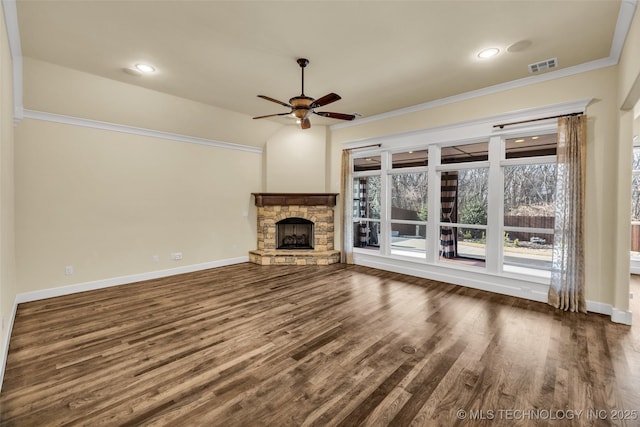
[249,193,340,265]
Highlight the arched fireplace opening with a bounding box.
[276,217,314,250]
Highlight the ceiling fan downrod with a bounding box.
[297,58,309,96]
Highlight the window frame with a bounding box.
[437,165,490,267]
[352,170,382,251]
[388,164,429,259]
[630,144,640,270]
[349,119,563,282]
[500,144,557,279]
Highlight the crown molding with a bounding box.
[333,0,637,131]
[332,59,613,131]
[4,0,637,131]
[1,0,23,125]
[613,0,639,63]
[23,109,263,154]
[341,98,591,151]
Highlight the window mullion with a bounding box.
[486,135,504,273]
[427,145,441,263]
[380,152,391,256]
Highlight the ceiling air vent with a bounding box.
[528,57,557,73]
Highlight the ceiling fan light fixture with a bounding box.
[478,48,500,59]
[292,109,308,119]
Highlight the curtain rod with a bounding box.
[493,112,583,129]
[344,143,382,151]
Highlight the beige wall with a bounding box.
[14,60,275,293]
[0,4,17,377]
[15,119,262,292]
[264,125,328,192]
[619,3,640,108]
[23,58,282,148]
[330,65,623,308]
[615,4,640,311]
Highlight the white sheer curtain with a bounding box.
[341,149,354,264]
[548,115,587,313]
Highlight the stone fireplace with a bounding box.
[249,193,340,265]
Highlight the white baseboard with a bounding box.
[611,308,633,325]
[15,256,248,304]
[355,253,550,302]
[586,301,633,325]
[354,252,633,325]
[0,256,248,393]
[0,302,18,394]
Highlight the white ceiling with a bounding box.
[14,0,630,127]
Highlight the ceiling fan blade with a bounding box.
[257,95,291,108]
[301,118,311,129]
[314,111,356,121]
[253,112,291,119]
[311,93,341,108]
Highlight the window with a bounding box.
[392,149,428,169]
[505,134,557,159]
[442,142,488,163]
[631,145,640,263]
[503,164,555,274]
[439,167,489,265]
[353,175,380,249]
[503,134,557,276]
[349,118,563,281]
[354,155,382,172]
[390,169,428,258]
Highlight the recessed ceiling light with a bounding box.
[478,48,500,59]
[515,139,525,143]
[531,136,539,140]
[134,63,156,73]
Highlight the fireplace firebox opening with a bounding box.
[276,217,314,250]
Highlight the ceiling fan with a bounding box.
[253,58,356,129]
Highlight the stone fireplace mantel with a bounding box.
[252,193,338,207]
[249,193,340,266]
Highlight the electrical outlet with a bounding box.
[152,255,160,263]
[171,252,183,261]
[65,265,73,276]
[630,292,634,300]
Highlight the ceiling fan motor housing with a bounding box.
[290,96,313,119]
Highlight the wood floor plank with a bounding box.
[1,263,639,426]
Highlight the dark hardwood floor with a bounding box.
[0,263,638,426]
